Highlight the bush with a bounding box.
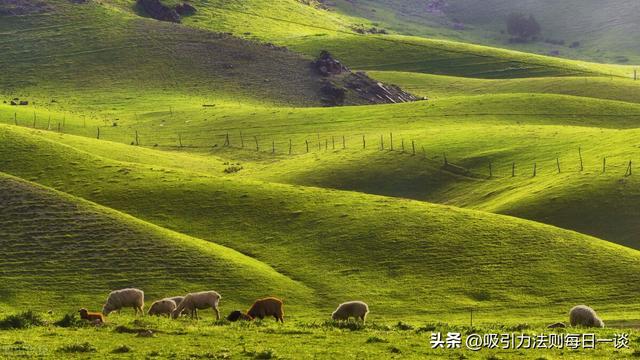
[506,13,541,42]
[58,342,97,353]
[54,313,85,328]
[0,311,45,330]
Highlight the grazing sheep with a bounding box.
[148,299,177,317]
[227,310,253,322]
[247,297,284,323]
[332,301,369,323]
[102,288,144,316]
[172,291,221,320]
[78,308,105,324]
[569,305,605,328]
[167,296,185,316]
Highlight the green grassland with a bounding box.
[327,0,640,65]
[2,0,640,358]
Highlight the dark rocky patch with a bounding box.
[137,0,181,23]
[0,0,52,15]
[313,50,349,76]
[175,2,196,16]
[313,51,420,106]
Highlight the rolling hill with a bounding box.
[1,124,640,323]
[327,0,640,65]
[0,171,314,314]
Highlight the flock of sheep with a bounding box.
[79,288,604,330]
[78,288,369,325]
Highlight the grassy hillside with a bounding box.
[369,71,640,103]
[3,89,640,248]
[0,172,313,315]
[2,125,640,323]
[102,0,634,79]
[0,0,333,109]
[328,0,640,65]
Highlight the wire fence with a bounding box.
[3,110,636,179]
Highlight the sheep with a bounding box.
[331,301,369,323]
[78,308,105,324]
[167,296,185,316]
[226,310,253,322]
[147,299,177,317]
[171,291,221,320]
[102,288,144,316]
[247,297,284,323]
[569,305,605,328]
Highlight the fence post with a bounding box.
[412,140,416,155]
[380,135,384,150]
[401,139,405,153]
[317,134,321,151]
[489,162,492,178]
[47,115,51,130]
[332,136,335,150]
[602,157,606,173]
[556,157,561,173]
[363,135,366,149]
[224,132,230,147]
[342,135,345,149]
[135,130,139,145]
[443,153,448,165]
[512,162,515,177]
[14,112,17,126]
[289,139,292,155]
[254,136,259,151]
[178,133,183,147]
[272,140,275,154]
[97,127,100,139]
[240,131,245,148]
[33,112,36,128]
[533,163,537,177]
[306,140,309,153]
[579,147,583,172]
[325,139,328,151]
[626,161,632,176]
[390,132,394,151]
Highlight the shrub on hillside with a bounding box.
[0,311,45,329]
[506,13,541,42]
[54,313,86,328]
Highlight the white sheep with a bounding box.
[331,301,369,323]
[102,288,144,316]
[168,296,185,316]
[172,291,221,320]
[569,305,605,328]
[147,299,177,317]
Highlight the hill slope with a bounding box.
[327,0,640,64]
[2,125,640,321]
[103,0,633,79]
[0,172,313,313]
[0,0,327,109]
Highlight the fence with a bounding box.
[4,111,636,179]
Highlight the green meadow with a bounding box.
[1,0,640,358]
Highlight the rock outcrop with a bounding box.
[313,51,421,106]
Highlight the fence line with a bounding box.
[4,117,637,178]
